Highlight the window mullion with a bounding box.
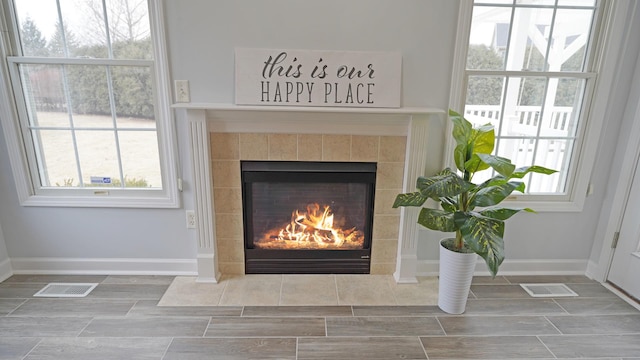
[54,0,67,57]
[101,0,114,59]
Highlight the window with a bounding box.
[0,0,177,207]
[452,0,606,208]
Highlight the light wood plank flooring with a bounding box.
[1,274,639,359]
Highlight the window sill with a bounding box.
[20,191,180,209]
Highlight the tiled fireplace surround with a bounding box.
[179,105,444,284]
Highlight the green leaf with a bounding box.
[393,191,429,208]
[510,165,557,179]
[451,112,473,172]
[479,207,535,221]
[471,125,495,155]
[416,169,472,199]
[464,154,491,174]
[440,199,458,212]
[471,181,523,207]
[454,144,468,172]
[418,208,457,232]
[476,153,516,178]
[450,110,472,149]
[454,212,505,277]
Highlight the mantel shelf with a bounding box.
[171,102,443,116]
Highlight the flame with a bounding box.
[256,203,364,250]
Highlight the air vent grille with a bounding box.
[33,283,99,298]
[520,283,578,298]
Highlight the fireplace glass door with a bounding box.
[241,161,376,274]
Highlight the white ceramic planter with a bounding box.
[438,238,477,314]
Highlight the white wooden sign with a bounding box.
[235,48,401,108]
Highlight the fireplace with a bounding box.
[241,161,376,274]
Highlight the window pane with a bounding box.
[505,8,553,71]
[14,0,152,59]
[34,129,78,187]
[112,66,156,126]
[66,65,112,127]
[14,0,58,56]
[557,0,596,6]
[19,64,66,125]
[530,139,573,193]
[516,0,555,5]
[497,138,535,169]
[499,76,546,137]
[475,0,514,4]
[464,75,505,129]
[76,130,120,187]
[554,9,594,72]
[467,7,512,70]
[550,78,584,137]
[118,131,161,188]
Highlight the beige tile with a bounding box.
[297,134,323,161]
[376,162,405,189]
[240,133,269,160]
[219,275,282,306]
[268,134,298,160]
[211,160,240,188]
[210,133,239,160]
[371,239,398,264]
[216,238,244,263]
[351,135,379,162]
[379,136,407,162]
[374,189,401,215]
[219,262,244,275]
[157,276,226,306]
[215,213,244,238]
[370,262,396,275]
[322,135,351,161]
[213,188,242,214]
[335,275,398,305]
[372,215,400,240]
[388,276,439,306]
[280,275,339,306]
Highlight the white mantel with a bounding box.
[173,103,446,283]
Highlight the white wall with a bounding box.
[0,0,638,275]
[165,0,459,108]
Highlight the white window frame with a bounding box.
[0,0,179,208]
[448,0,630,212]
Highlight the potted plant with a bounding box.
[393,109,556,314]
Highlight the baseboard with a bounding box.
[417,258,589,277]
[0,258,13,282]
[10,257,198,276]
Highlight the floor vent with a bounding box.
[33,283,99,298]
[520,283,578,298]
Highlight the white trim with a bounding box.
[0,258,12,282]
[417,258,588,277]
[9,257,197,275]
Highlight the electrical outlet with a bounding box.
[186,210,196,229]
[175,80,190,103]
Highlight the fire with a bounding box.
[256,203,364,250]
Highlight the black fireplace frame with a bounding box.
[241,161,376,274]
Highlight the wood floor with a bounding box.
[1,274,639,359]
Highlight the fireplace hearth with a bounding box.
[241,161,376,274]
